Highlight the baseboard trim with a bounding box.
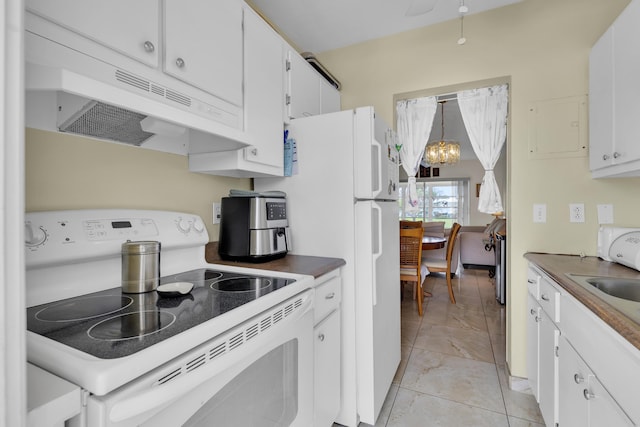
[504,365,533,395]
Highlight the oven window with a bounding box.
[183,339,298,427]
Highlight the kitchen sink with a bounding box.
[584,277,640,302]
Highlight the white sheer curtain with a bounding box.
[396,97,437,212]
[457,84,508,214]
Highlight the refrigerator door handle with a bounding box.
[371,203,383,306]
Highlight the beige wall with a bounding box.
[318,0,639,378]
[25,128,251,240]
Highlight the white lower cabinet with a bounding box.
[527,262,640,427]
[558,335,633,427]
[313,272,342,427]
[538,311,559,427]
[526,266,559,427]
[314,310,340,427]
[526,293,540,401]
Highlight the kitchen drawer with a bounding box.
[539,276,561,323]
[314,274,341,325]
[527,267,541,299]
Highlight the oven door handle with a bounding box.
[109,295,313,423]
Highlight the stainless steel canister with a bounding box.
[121,240,161,293]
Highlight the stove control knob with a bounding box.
[193,219,205,233]
[25,223,47,247]
[177,218,191,233]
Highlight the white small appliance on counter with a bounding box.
[597,226,640,271]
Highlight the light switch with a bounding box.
[597,204,614,224]
[533,204,546,223]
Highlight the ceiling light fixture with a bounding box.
[457,0,467,45]
[425,101,460,165]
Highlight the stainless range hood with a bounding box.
[25,30,249,156]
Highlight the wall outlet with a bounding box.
[533,204,547,223]
[569,203,585,223]
[213,202,221,224]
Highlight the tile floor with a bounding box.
[369,269,545,427]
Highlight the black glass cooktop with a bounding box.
[26,269,296,359]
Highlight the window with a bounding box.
[398,179,469,227]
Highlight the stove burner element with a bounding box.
[172,270,223,286]
[35,295,133,322]
[211,277,272,293]
[88,311,176,341]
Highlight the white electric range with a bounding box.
[25,209,315,426]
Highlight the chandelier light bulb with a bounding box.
[458,4,468,13]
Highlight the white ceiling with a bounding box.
[248,0,522,53]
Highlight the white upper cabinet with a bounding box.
[164,0,243,107]
[189,5,285,177]
[321,78,341,115]
[589,0,640,177]
[25,0,160,67]
[287,51,321,120]
[286,50,341,121]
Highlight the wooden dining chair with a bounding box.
[422,222,461,304]
[400,220,423,229]
[400,225,425,316]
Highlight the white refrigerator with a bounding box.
[254,106,400,426]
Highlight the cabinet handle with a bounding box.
[613,152,621,159]
[318,333,325,342]
[541,294,550,301]
[603,154,610,161]
[176,58,185,68]
[325,292,335,300]
[535,315,542,323]
[143,41,155,53]
[574,373,584,384]
[530,308,536,316]
[583,389,595,400]
[527,279,535,284]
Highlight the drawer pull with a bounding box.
[325,292,335,300]
[527,279,535,284]
[530,309,536,316]
[583,389,595,400]
[574,373,584,384]
[541,294,550,301]
[535,316,542,323]
[318,333,325,342]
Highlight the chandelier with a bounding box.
[425,101,460,165]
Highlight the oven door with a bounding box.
[85,290,314,427]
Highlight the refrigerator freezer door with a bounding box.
[354,200,400,424]
[354,107,400,201]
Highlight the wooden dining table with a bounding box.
[422,235,446,251]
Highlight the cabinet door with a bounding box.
[287,51,320,119]
[589,26,614,171]
[538,311,559,427]
[588,376,634,426]
[314,311,341,427]
[558,335,590,427]
[526,294,540,402]
[320,79,341,114]
[164,0,243,106]
[26,0,159,67]
[612,0,640,167]
[243,6,284,169]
